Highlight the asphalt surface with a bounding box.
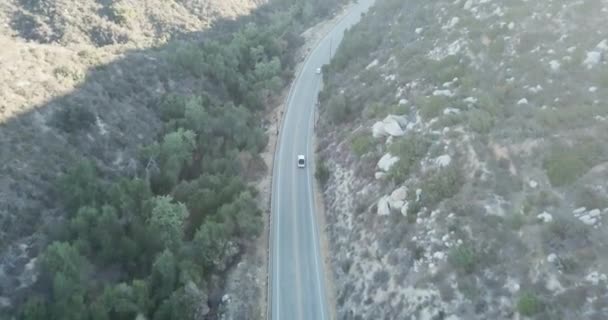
[269,1,375,319]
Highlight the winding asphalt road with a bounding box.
[269,1,375,319]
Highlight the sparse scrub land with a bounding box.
[317,0,608,318]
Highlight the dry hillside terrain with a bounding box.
[318,0,608,319]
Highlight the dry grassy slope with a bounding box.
[0,0,265,307]
[320,0,608,319]
[1,0,266,46]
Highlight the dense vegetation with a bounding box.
[16,0,347,319]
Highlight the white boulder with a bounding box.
[372,115,406,138]
[390,186,408,201]
[537,211,553,223]
[433,89,454,97]
[435,155,452,167]
[377,196,391,216]
[583,51,602,68]
[377,153,399,171]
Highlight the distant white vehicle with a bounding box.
[316,67,322,74]
[297,155,306,168]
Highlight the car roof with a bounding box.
[298,155,305,159]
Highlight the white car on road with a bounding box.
[297,155,306,168]
[315,67,322,74]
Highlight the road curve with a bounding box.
[269,1,375,319]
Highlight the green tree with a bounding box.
[57,159,102,213]
[19,296,48,320]
[153,282,209,320]
[50,272,88,320]
[192,221,229,269]
[150,249,178,303]
[148,196,189,250]
[41,241,90,280]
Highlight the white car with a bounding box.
[315,67,322,74]
[297,155,306,168]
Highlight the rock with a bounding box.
[398,98,408,105]
[517,98,529,105]
[415,27,424,34]
[464,0,472,10]
[366,59,379,69]
[547,253,557,263]
[585,271,607,285]
[597,39,608,51]
[400,203,409,216]
[549,60,561,71]
[443,107,460,115]
[390,186,408,201]
[444,17,460,30]
[545,273,564,293]
[433,89,454,97]
[372,115,406,138]
[573,207,587,214]
[375,172,386,180]
[589,209,601,217]
[504,278,520,294]
[589,86,598,93]
[432,251,445,260]
[508,22,515,30]
[463,96,478,104]
[377,196,391,216]
[222,294,231,303]
[377,153,399,171]
[583,51,602,68]
[537,212,553,223]
[389,200,404,211]
[416,189,422,202]
[528,180,538,188]
[579,214,597,226]
[435,155,452,167]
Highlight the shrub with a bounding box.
[372,269,390,285]
[448,245,477,274]
[52,103,96,132]
[387,133,430,182]
[416,163,464,212]
[327,94,348,123]
[418,96,448,120]
[543,142,603,187]
[315,159,330,186]
[517,292,542,316]
[467,108,494,134]
[350,132,374,157]
[575,186,608,209]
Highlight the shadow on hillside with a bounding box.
[0,1,296,307]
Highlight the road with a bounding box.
[269,1,375,319]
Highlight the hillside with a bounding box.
[0,0,347,318]
[1,0,265,46]
[318,0,608,319]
